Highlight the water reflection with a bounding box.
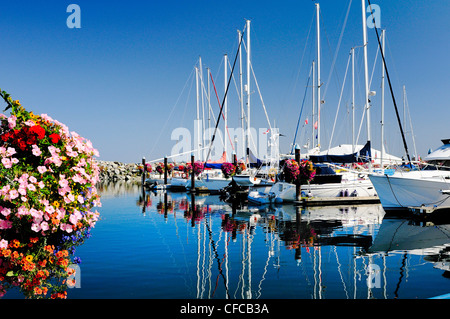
[130,186,450,299]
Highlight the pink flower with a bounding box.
[6,147,16,157]
[59,178,69,188]
[9,189,19,199]
[40,221,49,232]
[31,223,41,232]
[1,207,11,217]
[31,144,42,156]
[0,220,12,230]
[1,158,12,169]
[37,166,47,174]
[7,115,16,129]
[61,223,73,233]
[0,239,8,249]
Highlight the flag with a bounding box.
[262,129,269,134]
[314,121,318,130]
[305,118,309,125]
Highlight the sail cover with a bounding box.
[309,141,372,163]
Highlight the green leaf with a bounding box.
[6,271,15,277]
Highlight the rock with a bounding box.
[96,160,141,183]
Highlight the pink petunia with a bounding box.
[0,239,8,249]
[0,207,11,217]
[9,189,19,199]
[31,144,42,156]
[1,158,12,169]
[7,115,16,129]
[37,166,47,174]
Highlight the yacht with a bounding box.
[369,139,450,211]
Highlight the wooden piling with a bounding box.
[191,153,195,192]
[164,156,168,185]
[295,145,301,201]
[141,157,146,197]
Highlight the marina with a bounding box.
[3,181,447,299]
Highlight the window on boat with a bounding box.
[423,160,450,171]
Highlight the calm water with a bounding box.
[4,181,450,299]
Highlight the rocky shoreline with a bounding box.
[96,160,142,182]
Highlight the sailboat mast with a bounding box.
[315,3,321,149]
[361,0,372,171]
[238,30,245,160]
[351,47,355,154]
[195,66,201,160]
[199,56,205,161]
[381,29,386,170]
[246,19,251,166]
[207,67,211,133]
[224,54,228,162]
[312,60,316,149]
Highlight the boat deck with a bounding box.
[295,196,380,207]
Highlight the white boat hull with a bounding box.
[270,180,377,203]
[369,173,450,210]
[185,178,232,192]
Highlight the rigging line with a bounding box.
[250,62,272,133]
[205,214,230,299]
[149,67,195,157]
[291,63,312,153]
[203,27,244,165]
[321,0,352,102]
[329,51,351,150]
[367,0,412,165]
[209,72,235,151]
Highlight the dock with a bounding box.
[408,205,450,215]
[295,196,380,207]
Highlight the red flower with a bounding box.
[30,125,45,140]
[49,133,61,144]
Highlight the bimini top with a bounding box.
[424,139,450,161]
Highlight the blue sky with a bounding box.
[1,0,449,163]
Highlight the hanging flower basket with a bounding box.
[0,90,101,299]
[193,161,204,176]
[221,162,236,179]
[283,159,315,184]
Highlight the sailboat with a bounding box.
[250,1,381,204]
[369,139,450,212]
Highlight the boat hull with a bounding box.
[369,173,450,210]
[271,180,377,203]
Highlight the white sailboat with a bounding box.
[250,1,379,204]
[369,139,450,212]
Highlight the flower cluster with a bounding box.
[221,162,236,179]
[0,90,101,298]
[155,162,164,175]
[234,161,246,175]
[283,159,315,184]
[193,161,204,176]
[145,163,152,173]
[283,159,300,183]
[298,160,316,184]
[183,163,192,177]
